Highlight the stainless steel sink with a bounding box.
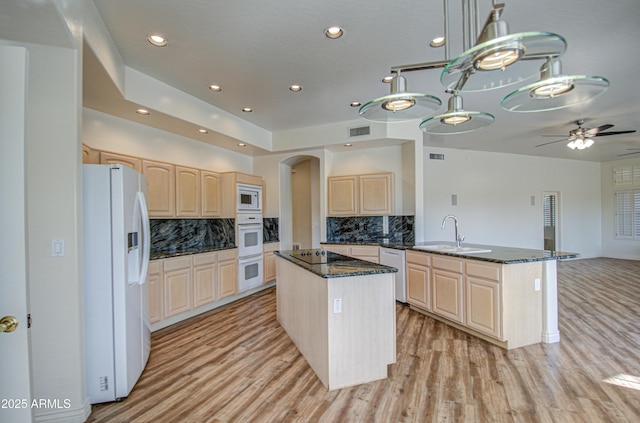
[413,244,492,254]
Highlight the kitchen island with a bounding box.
[275,249,397,390]
[324,241,578,350]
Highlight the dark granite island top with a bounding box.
[275,249,398,278]
[321,241,579,263]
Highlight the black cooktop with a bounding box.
[291,249,346,265]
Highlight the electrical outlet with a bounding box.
[333,298,342,314]
[52,239,65,257]
[534,278,541,291]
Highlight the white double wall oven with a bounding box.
[236,184,264,292]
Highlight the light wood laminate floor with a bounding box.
[87,258,640,422]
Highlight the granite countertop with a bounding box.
[150,245,236,260]
[321,241,579,264]
[275,250,398,279]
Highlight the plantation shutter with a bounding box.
[615,191,633,238]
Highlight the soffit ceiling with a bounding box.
[85,0,640,161]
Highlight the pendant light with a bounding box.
[500,58,610,112]
[440,4,567,92]
[358,72,441,122]
[420,91,494,134]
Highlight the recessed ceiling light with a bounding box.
[238,143,247,147]
[146,35,167,47]
[324,26,344,39]
[289,85,303,92]
[242,108,253,113]
[344,143,353,147]
[382,76,394,83]
[350,102,361,107]
[135,108,150,115]
[208,84,222,92]
[429,36,445,47]
[198,128,208,134]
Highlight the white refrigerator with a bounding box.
[83,164,151,404]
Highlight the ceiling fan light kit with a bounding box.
[359,1,608,135]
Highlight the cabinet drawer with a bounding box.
[466,261,501,281]
[350,246,379,258]
[193,252,217,266]
[432,256,463,273]
[163,256,192,272]
[218,248,237,261]
[148,260,162,274]
[406,250,430,267]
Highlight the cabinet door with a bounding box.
[176,166,201,217]
[218,258,237,298]
[407,263,430,310]
[201,171,221,217]
[264,252,276,283]
[328,176,358,216]
[100,151,142,172]
[164,267,192,317]
[148,262,163,324]
[359,173,393,215]
[143,160,175,217]
[432,269,464,323]
[193,263,217,307]
[466,276,501,339]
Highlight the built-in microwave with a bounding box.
[237,184,262,212]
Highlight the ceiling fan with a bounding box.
[535,119,637,149]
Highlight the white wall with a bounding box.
[601,158,640,260]
[83,108,253,173]
[25,44,90,421]
[422,147,602,258]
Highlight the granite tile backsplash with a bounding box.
[263,217,279,243]
[150,218,235,252]
[326,215,414,244]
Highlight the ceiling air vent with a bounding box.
[429,153,445,160]
[348,125,371,138]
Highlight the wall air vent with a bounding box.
[429,153,445,160]
[348,125,371,138]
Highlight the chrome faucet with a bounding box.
[441,215,465,247]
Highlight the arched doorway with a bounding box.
[279,155,321,249]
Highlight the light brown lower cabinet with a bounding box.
[148,261,163,324]
[406,250,542,349]
[163,256,193,318]
[218,249,238,299]
[263,243,279,284]
[149,249,238,327]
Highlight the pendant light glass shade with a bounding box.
[359,74,441,122]
[500,59,610,112]
[441,32,567,92]
[419,94,494,134]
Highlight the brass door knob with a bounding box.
[0,316,18,333]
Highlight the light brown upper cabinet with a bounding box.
[327,172,393,216]
[82,144,99,164]
[143,160,175,217]
[100,151,142,172]
[175,166,201,217]
[327,175,359,216]
[201,171,221,217]
[359,173,393,215]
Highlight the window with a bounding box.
[615,190,640,239]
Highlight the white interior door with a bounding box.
[0,45,34,422]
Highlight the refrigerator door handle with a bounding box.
[136,191,151,286]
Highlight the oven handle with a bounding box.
[238,254,264,264]
[238,223,263,229]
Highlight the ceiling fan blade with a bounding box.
[535,139,569,147]
[541,134,570,137]
[617,151,640,157]
[595,130,637,137]
[593,124,614,133]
